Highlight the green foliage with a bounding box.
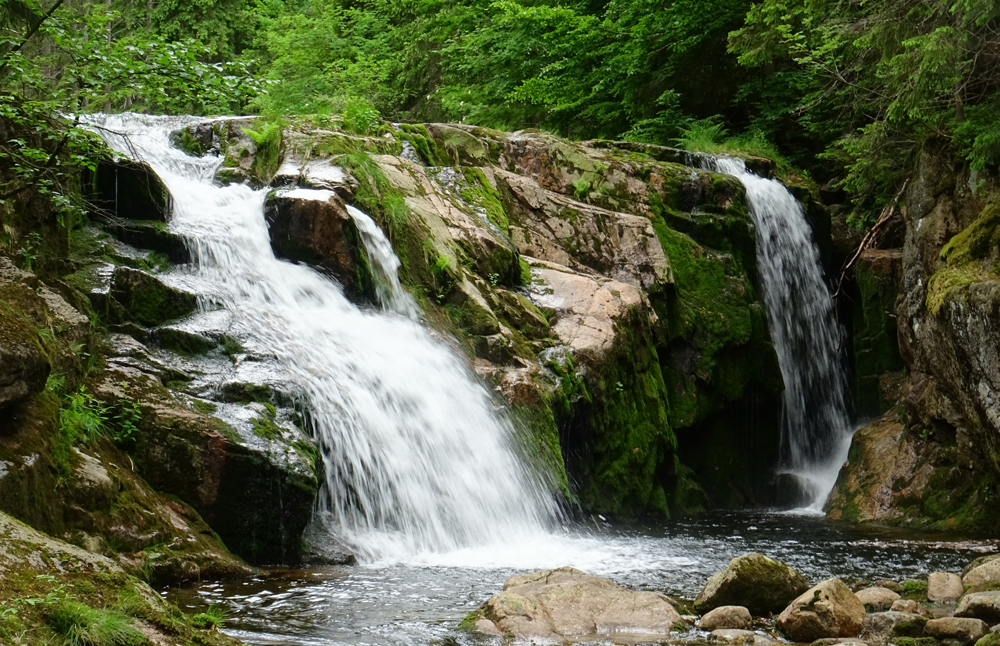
[672,117,729,152]
[190,605,225,630]
[241,118,285,183]
[340,96,381,135]
[571,178,592,202]
[47,601,148,646]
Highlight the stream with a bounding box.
[163,512,994,645]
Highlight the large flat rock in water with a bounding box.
[467,566,681,642]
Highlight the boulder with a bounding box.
[701,606,753,631]
[924,617,990,644]
[891,599,934,618]
[965,559,1000,589]
[90,158,170,221]
[467,566,681,642]
[0,307,49,408]
[862,611,928,642]
[695,553,810,616]
[928,572,965,603]
[264,188,370,299]
[110,266,197,327]
[776,578,866,642]
[963,555,1000,579]
[856,586,901,612]
[956,592,1000,623]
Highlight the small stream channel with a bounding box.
[163,512,995,646]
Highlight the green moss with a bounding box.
[901,580,928,596]
[241,118,285,185]
[927,200,1000,315]
[174,129,204,157]
[511,403,570,499]
[458,608,487,633]
[251,416,281,441]
[519,258,532,286]
[460,167,509,235]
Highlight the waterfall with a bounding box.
[89,114,560,561]
[698,156,853,509]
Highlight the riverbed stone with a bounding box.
[892,599,934,618]
[862,611,928,641]
[701,606,753,630]
[856,586,901,612]
[929,573,965,603]
[695,553,810,615]
[965,560,1000,589]
[467,566,681,642]
[956,592,1000,623]
[925,618,990,644]
[776,578,866,642]
[707,629,775,645]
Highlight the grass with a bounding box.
[672,117,800,178]
[47,601,148,646]
[190,605,225,630]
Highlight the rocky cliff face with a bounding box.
[828,145,1000,530]
[191,117,788,517]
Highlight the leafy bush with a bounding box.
[340,96,382,135]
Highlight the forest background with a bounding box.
[0,0,999,256]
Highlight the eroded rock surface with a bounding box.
[776,578,865,642]
[466,566,681,642]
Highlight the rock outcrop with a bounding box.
[463,566,682,642]
[775,578,865,642]
[695,553,809,615]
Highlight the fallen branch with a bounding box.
[832,179,908,298]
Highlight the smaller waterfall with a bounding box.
[698,156,853,509]
[345,205,420,319]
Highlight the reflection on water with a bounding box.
[163,512,995,646]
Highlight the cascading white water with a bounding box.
[698,156,853,509]
[89,114,560,561]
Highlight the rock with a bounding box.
[892,599,934,618]
[776,578,866,642]
[695,553,810,616]
[90,366,318,565]
[708,629,773,645]
[966,559,1000,589]
[875,580,903,592]
[526,257,646,362]
[956,592,1000,623]
[110,266,198,327]
[0,306,49,408]
[929,572,965,603]
[924,617,990,644]
[264,188,371,299]
[701,606,753,631]
[90,158,170,221]
[468,566,681,642]
[862,611,928,641]
[856,586,901,612]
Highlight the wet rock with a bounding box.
[956,592,1000,623]
[708,629,772,645]
[862,611,928,641]
[776,578,865,642]
[701,606,752,631]
[695,553,809,616]
[856,586,901,612]
[110,267,197,327]
[965,559,1000,589]
[892,599,934,618]
[89,158,170,221]
[466,566,681,642]
[102,219,190,264]
[90,366,318,565]
[924,617,990,644]
[929,573,965,603]
[264,188,370,299]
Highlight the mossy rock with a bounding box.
[110,267,197,327]
[87,159,169,222]
[102,220,190,264]
[694,553,809,615]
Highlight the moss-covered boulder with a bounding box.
[851,249,905,417]
[90,366,318,565]
[0,511,240,646]
[695,553,809,615]
[0,301,49,408]
[110,266,197,327]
